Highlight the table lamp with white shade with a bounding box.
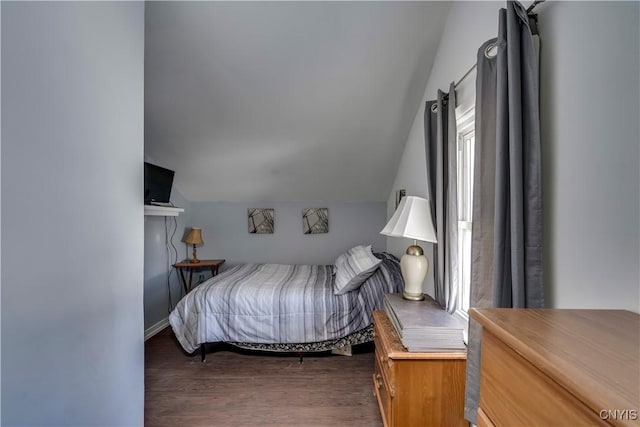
[380,196,437,301]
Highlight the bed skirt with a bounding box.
[221,324,373,353]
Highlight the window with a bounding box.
[455,107,475,317]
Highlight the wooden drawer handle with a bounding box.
[378,353,393,370]
[376,373,395,397]
[375,373,383,389]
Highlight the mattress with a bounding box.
[169,253,403,353]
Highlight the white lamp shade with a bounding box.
[380,196,437,243]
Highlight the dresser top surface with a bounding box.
[469,308,640,416]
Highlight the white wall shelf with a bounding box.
[144,205,184,216]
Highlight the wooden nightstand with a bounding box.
[373,310,467,427]
[173,259,225,293]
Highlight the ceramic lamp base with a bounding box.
[400,245,428,301]
[402,290,426,301]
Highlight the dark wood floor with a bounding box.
[145,328,383,427]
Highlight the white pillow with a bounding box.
[333,245,383,295]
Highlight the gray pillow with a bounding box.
[333,245,383,295]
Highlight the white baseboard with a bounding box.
[145,317,170,341]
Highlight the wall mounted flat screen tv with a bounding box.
[144,162,175,204]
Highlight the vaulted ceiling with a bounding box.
[144,2,450,202]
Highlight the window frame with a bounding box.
[454,105,475,321]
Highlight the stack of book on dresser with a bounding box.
[383,293,467,352]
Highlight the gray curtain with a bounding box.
[464,1,544,423]
[424,83,458,314]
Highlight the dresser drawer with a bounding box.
[374,337,387,363]
[477,408,495,427]
[480,330,608,426]
[374,355,393,427]
[375,346,391,377]
[374,326,391,359]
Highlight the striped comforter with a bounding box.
[169,253,403,353]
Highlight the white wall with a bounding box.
[1,2,145,425]
[189,201,387,267]
[387,1,503,297]
[538,1,639,311]
[143,198,386,327]
[144,189,191,330]
[0,3,3,422]
[388,1,639,312]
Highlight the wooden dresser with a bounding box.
[372,310,467,427]
[470,308,640,427]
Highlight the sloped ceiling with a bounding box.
[145,1,450,202]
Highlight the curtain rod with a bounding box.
[527,0,545,13]
[454,64,477,89]
[451,0,544,90]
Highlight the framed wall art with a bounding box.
[248,208,274,234]
[302,208,329,234]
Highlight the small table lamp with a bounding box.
[184,227,204,264]
[381,196,437,301]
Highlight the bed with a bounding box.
[169,248,403,360]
